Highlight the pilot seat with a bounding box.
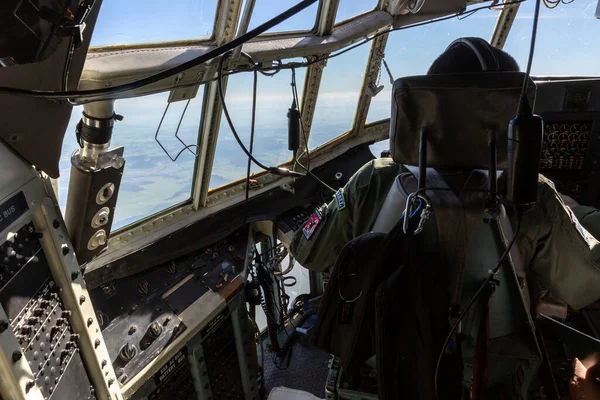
[312,69,552,400]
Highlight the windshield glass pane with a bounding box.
[58,92,203,230]
[335,0,377,24]
[309,45,370,148]
[210,67,306,189]
[244,0,319,34]
[90,1,216,47]
[367,4,500,123]
[503,0,600,76]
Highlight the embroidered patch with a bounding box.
[574,218,594,247]
[302,209,323,240]
[334,189,346,211]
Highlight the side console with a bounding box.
[0,143,122,400]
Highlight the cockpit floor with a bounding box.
[263,341,330,399]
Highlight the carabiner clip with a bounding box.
[403,193,432,235]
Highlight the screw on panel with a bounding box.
[94,339,100,348]
[0,320,8,332]
[12,350,22,362]
[101,359,107,368]
[87,317,93,327]
[53,219,60,229]
[71,271,79,280]
[61,245,70,256]
[80,295,86,304]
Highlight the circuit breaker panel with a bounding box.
[0,142,122,400]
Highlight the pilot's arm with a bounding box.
[519,175,600,310]
[290,159,403,272]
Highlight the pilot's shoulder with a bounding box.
[353,158,403,188]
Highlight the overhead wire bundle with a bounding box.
[0,0,528,102]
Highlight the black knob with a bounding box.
[136,280,150,296]
[147,321,163,339]
[27,317,39,325]
[119,343,137,363]
[166,262,177,275]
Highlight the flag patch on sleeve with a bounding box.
[302,208,323,240]
[574,218,594,248]
[334,189,346,211]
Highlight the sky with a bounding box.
[57,0,600,230]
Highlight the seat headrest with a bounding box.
[390,72,536,169]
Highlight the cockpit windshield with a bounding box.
[503,0,600,75]
[56,0,600,235]
[90,0,217,47]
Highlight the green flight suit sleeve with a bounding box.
[518,175,600,310]
[289,158,403,272]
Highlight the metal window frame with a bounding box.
[87,0,527,272]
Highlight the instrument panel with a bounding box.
[535,79,600,207]
[88,227,259,400]
[540,121,592,171]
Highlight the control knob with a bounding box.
[147,321,163,340]
[166,262,177,275]
[136,280,150,297]
[119,343,137,363]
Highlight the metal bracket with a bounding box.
[167,72,202,103]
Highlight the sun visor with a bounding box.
[390,72,536,170]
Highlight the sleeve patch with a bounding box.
[334,189,346,211]
[574,218,594,248]
[303,208,323,240]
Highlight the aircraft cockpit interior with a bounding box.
[1,0,600,399]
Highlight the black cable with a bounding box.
[518,0,542,115]
[218,51,304,178]
[0,0,318,100]
[4,0,521,102]
[148,0,524,96]
[433,211,522,399]
[243,66,259,225]
[62,35,75,92]
[297,0,526,71]
[290,66,337,194]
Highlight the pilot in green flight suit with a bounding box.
[290,40,600,312]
